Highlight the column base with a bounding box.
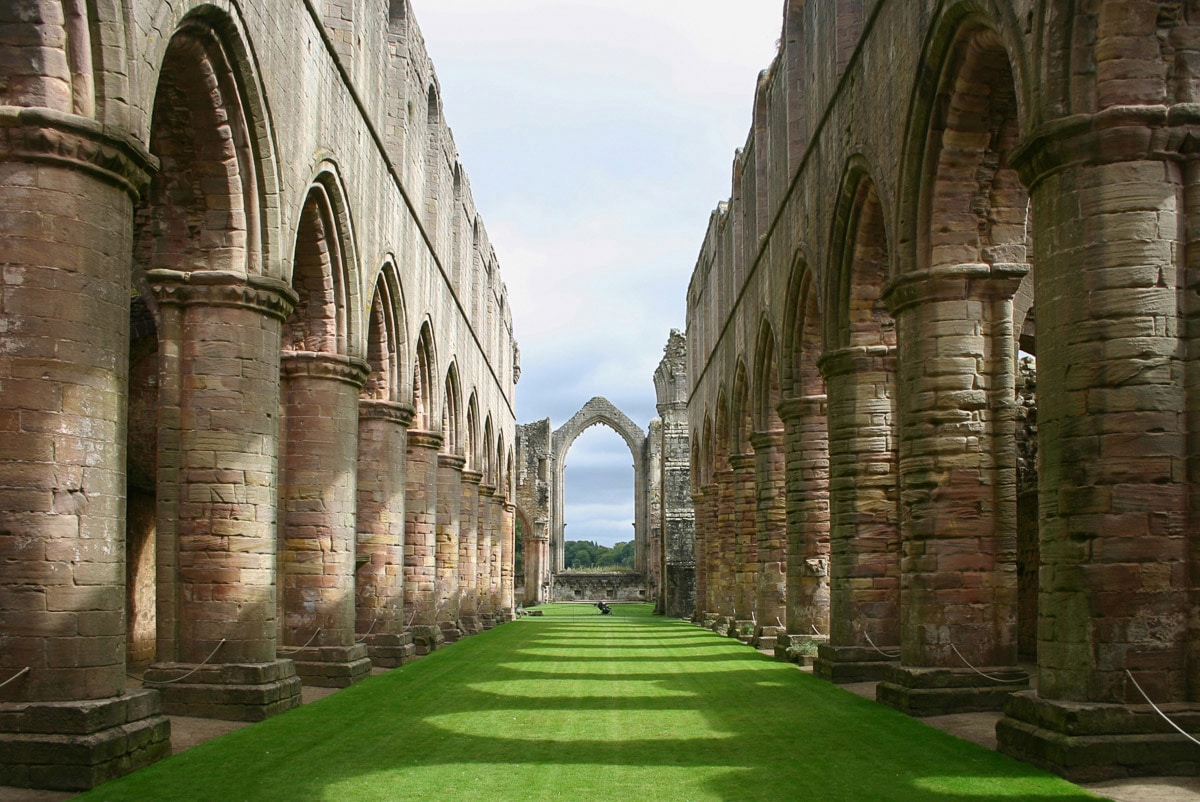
[813,644,897,683]
[407,625,446,654]
[480,614,497,630]
[459,615,482,635]
[754,625,786,653]
[774,633,826,666]
[997,690,1200,782]
[438,621,464,644]
[362,632,416,668]
[877,664,1029,716]
[0,690,170,791]
[146,660,302,721]
[732,619,756,643]
[285,644,372,688]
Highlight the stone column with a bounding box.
[477,483,496,625]
[277,353,371,687]
[355,400,416,667]
[813,346,901,683]
[775,396,830,666]
[712,466,736,633]
[525,531,549,605]
[487,490,505,619]
[0,110,171,789]
[996,116,1198,779]
[436,453,464,642]
[405,429,444,653]
[459,469,482,633]
[501,501,517,619]
[145,270,303,720]
[750,430,787,652]
[690,489,710,622]
[875,266,1030,715]
[730,452,758,640]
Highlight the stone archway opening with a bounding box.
[550,398,648,602]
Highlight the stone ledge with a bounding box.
[877,664,1029,716]
[147,660,302,722]
[286,644,372,688]
[814,643,897,683]
[998,691,1200,781]
[0,691,170,791]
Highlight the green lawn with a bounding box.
[81,604,1100,801]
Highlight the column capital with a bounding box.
[148,269,299,322]
[776,395,827,422]
[817,345,895,380]
[437,453,466,471]
[281,351,370,389]
[461,469,483,485]
[1011,104,1200,191]
[749,429,784,451]
[406,429,444,451]
[358,399,415,426]
[0,105,155,199]
[730,453,756,470]
[882,263,1028,316]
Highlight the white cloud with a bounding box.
[411,2,782,542]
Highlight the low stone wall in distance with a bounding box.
[552,573,647,602]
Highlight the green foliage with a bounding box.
[80,605,1098,802]
[563,539,635,571]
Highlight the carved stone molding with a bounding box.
[358,399,415,426]
[281,351,370,389]
[147,269,299,322]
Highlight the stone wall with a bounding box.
[0,0,517,789]
[552,574,649,603]
[685,0,1200,781]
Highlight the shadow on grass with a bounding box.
[79,604,1100,802]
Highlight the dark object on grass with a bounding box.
[597,601,612,615]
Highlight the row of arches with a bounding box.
[688,0,1200,780]
[0,1,517,787]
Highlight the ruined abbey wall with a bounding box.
[0,0,517,789]
[688,0,1200,780]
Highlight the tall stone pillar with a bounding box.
[405,430,444,653]
[277,354,371,687]
[436,453,464,641]
[0,110,171,790]
[997,119,1198,779]
[355,400,416,667]
[814,346,900,682]
[775,396,830,665]
[876,266,1030,714]
[730,452,758,639]
[691,488,711,622]
[712,466,736,631]
[459,469,482,632]
[525,530,549,606]
[750,430,787,650]
[477,482,496,625]
[488,491,505,618]
[146,270,303,719]
[501,501,517,619]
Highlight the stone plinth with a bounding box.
[774,633,825,666]
[998,691,1200,782]
[814,644,897,683]
[406,624,445,655]
[145,660,301,721]
[285,644,371,688]
[361,632,416,668]
[877,664,1029,716]
[0,691,169,791]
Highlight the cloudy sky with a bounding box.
[414,1,784,546]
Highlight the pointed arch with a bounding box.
[413,322,437,430]
[826,159,895,351]
[482,416,496,486]
[730,360,753,457]
[363,259,408,403]
[134,10,275,285]
[465,393,480,472]
[752,317,783,435]
[442,362,462,455]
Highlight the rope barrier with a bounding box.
[0,667,30,691]
[354,619,378,644]
[948,642,1027,684]
[776,617,784,629]
[278,629,321,655]
[863,631,901,659]
[137,640,227,686]
[1124,669,1200,747]
[812,624,825,638]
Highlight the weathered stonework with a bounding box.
[1,1,517,789]
[685,0,1200,780]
